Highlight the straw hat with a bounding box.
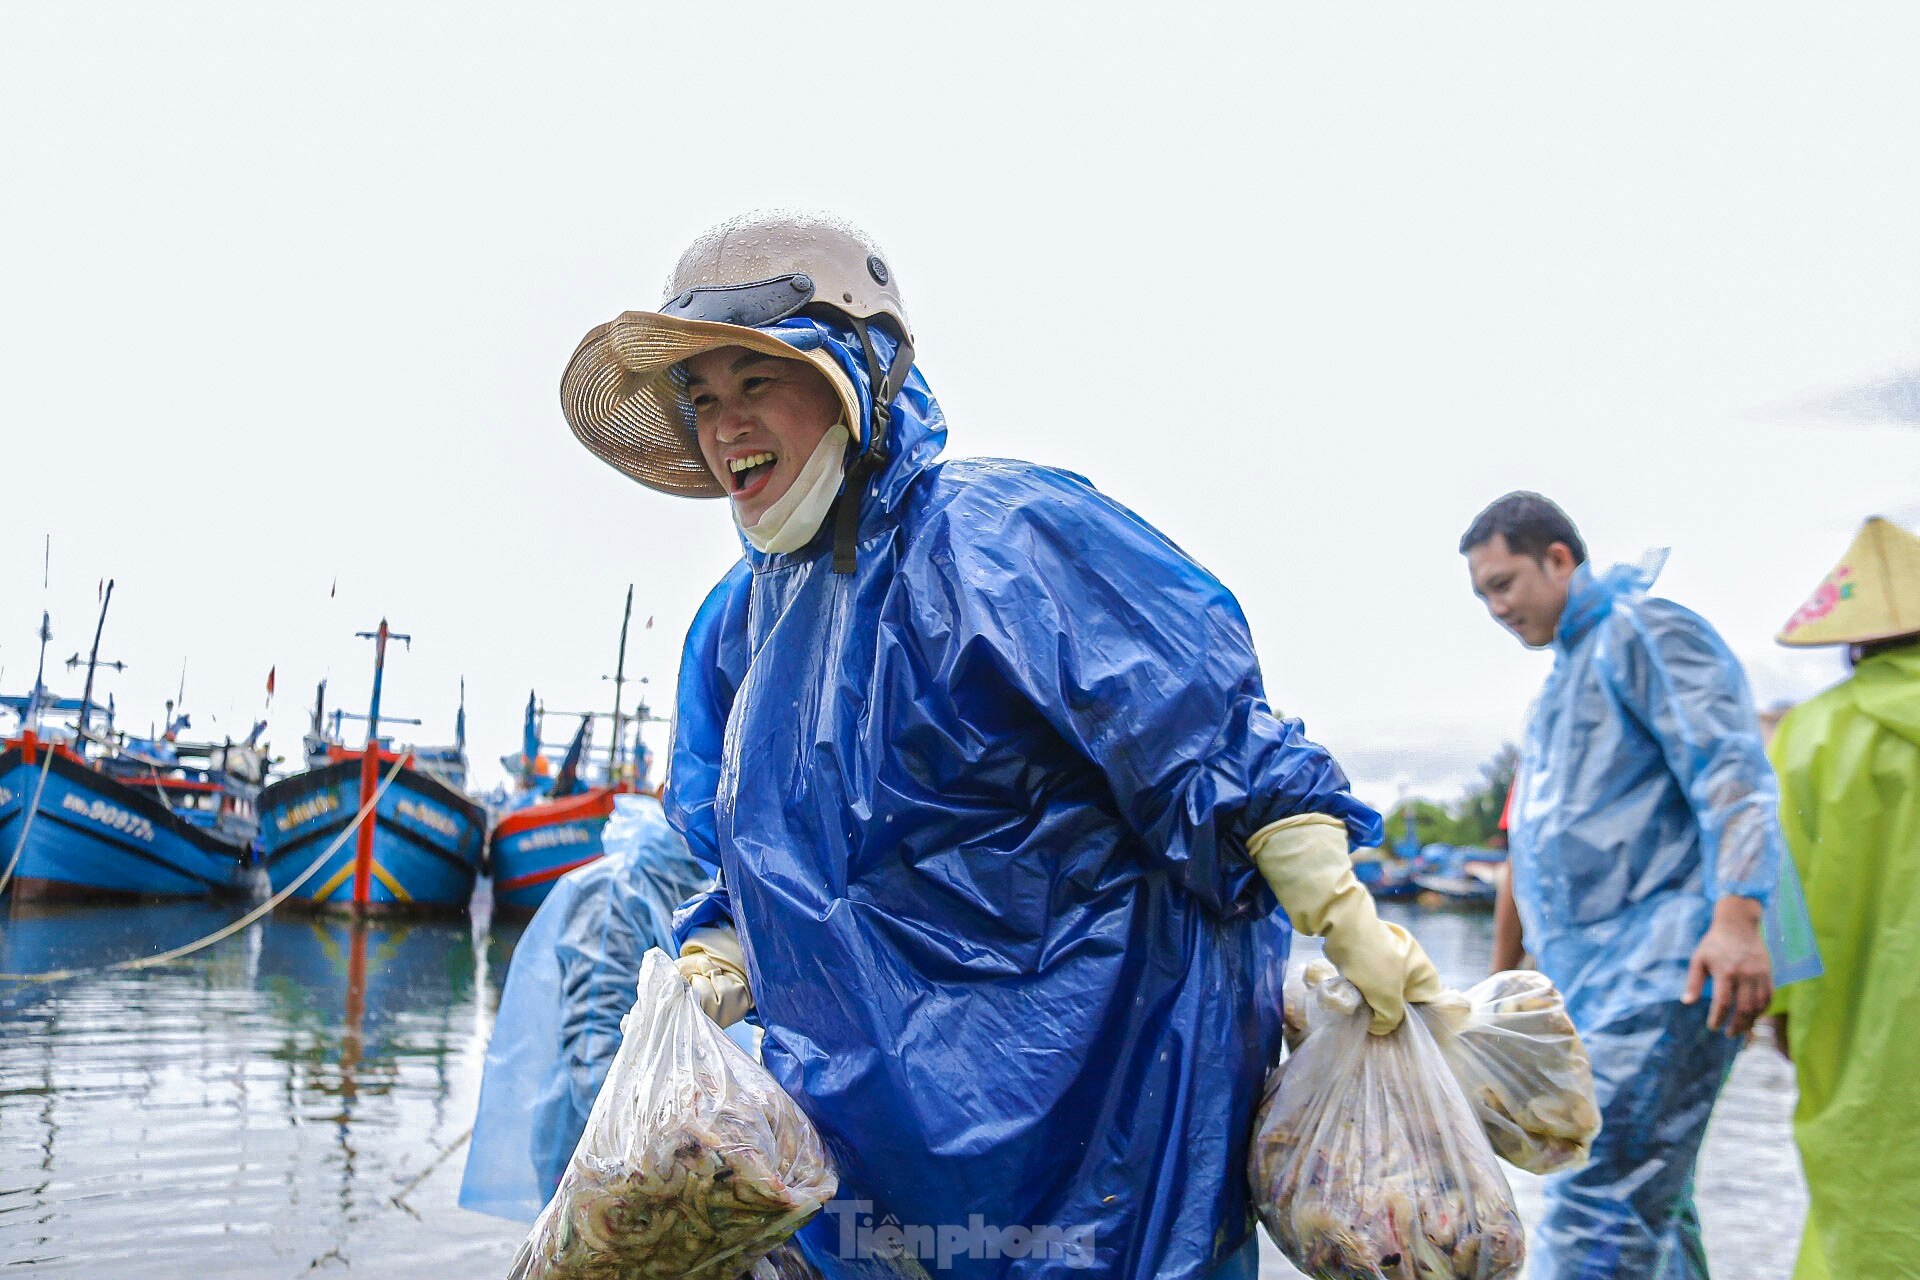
[1776,516,1920,647]
[561,211,910,499]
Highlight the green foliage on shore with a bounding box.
[1383,744,1519,852]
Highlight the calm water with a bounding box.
[0,898,1804,1278]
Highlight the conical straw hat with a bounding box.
[1777,517,1920,647]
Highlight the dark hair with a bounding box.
[1458,491,1588,565]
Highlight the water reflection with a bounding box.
[0,902,527,1276]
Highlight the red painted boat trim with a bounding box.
[4,732,88,767]
[139,776,220,793]
[497,852,605,892]
[324,744,415,766]
[491,786,617,841]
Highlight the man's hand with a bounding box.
[1683,896,1772,1037]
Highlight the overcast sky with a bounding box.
[3,4,1917,808]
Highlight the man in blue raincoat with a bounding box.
[1460,491,1806,1280]
[558,211,1443,1280]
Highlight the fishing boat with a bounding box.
[0,588,260,903]
[1411,843,1506,906]
[489,586,661,916]
[255,620,485,915]
[1353,850,1420,900]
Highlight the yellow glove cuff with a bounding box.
[1246,813,1353,937]
[676,927,754,1028]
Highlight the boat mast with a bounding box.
[357,619,401,751]
[350,619,410,910]
[75,580,115,751]
[605,585,634,786]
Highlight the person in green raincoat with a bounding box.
[1767,515,1920,1279]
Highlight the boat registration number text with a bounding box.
[61,793,156,842]
[516,824,592,852]
[396,798,460,839]
[275,792,341,833]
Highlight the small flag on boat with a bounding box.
[552,715,593,798]
[266,666,276,698]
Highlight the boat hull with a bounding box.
[257,757,484,914]
[488,787,616,914]
[0,741,248,902]
[1412,873,1499,906]
[0,746,27,872]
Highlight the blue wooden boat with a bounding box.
[491,783,619,915]
[487,587,662,915]
[1,588,259,903]
[257,750,484,912]
[255,620,484,915]
[1353,852,1420,900]
[1411,842,1505,906]
[0,731,252,902]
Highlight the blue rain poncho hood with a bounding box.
[664,318,1378,1280]
[1510,554,1819,1277]
[704,315,943,569]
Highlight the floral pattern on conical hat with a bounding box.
[1777,516,1920,647]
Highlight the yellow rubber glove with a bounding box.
[675,926,754,1029]
[1249,813,1444,1034]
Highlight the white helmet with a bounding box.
[561,211,914,503]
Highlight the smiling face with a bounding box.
[1467,533,1579,649]
[683,345,842,525]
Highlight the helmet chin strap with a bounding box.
[830,316,915,574]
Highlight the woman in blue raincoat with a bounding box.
[559,211,1442,1280]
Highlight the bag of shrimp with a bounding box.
[508,948,837,1280]
[1418,970,1601,1175]
[1252,966,1525,1280]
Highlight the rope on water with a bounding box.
[0,738,61,898]
[388,1124,474,1214]
[0,754,410,985]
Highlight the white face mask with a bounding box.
[733,423,851,554]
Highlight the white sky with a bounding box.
[3,5,1917,808]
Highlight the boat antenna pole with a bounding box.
[27,611,51,731]
[75,580,115,750]
[605,584,634,785]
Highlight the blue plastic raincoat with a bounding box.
[666,317,1379,1280]
[459,794,714,1221]
[1509,557,1819,1280]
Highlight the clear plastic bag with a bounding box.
[1422,970,1600,1176]
[509,949,838,1280]
[749,1240,825,1280]
[1284,962,1600,1176]
[1252,968,1525,1280]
